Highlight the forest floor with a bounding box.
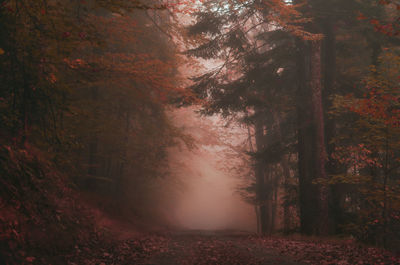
[56,229,400,265]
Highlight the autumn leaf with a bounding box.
[357,12,367,20]
[26,257,35,262]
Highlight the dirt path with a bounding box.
[147,231,297,265]
[62,230,400,265]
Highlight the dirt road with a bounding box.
[64,230,399,265]
[147,230,297,265]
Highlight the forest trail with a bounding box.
[63,229,400,265]
[147,230,297,265]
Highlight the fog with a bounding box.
[168,107,256,232]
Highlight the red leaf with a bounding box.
[26,257,35,262]
[357,13,367,20]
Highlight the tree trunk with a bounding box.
[282,154,292,233]
[296,39,319,235]
[246,121,262,234]
[272,110,292,233]
[271,167,278,234]
[86,86,99,190]
[322,18,342,234]
[86,137,98,189]
[254,110,268,235]
[264,165,273,235]
[310,40,330,235]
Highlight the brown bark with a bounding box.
[282,155,292,233]
[246,121,262,234]
[272,110,292,233]
[86,86,99,190]
[296,39,319,235]
[264,165,273,235]
[310,40,330,235]
[254,110,268,235]
[322,18,342,234]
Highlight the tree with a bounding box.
[0,0,187,219]
[184,0,399,239]
[330,48,400,248]
[186,0,303,234]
